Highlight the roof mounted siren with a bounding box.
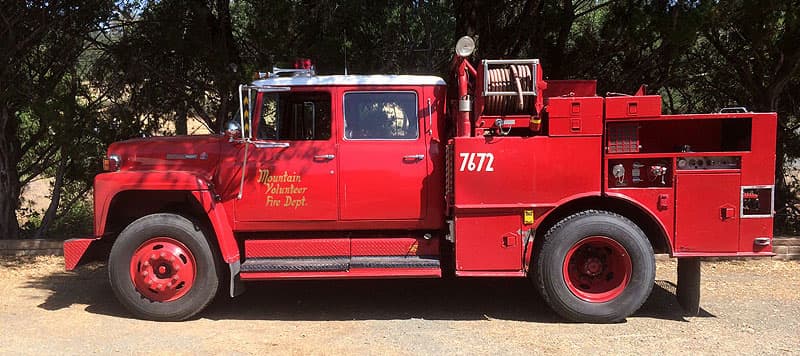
[270,58,316,78]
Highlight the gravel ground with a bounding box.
[0,256,798,355]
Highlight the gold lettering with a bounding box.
[257,169,270,184]
[284,196,307,209]
[266,195,281,207]
[257,168,309,209]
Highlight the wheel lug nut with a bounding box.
[142,271,149,277]
[160,252,166,259]
[150,254,157,260]
[143,261,150,267]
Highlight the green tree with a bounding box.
[680,0,800,231]
[0,0,113,239]
[93,0,243,133]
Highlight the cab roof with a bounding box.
[252,75,446,87]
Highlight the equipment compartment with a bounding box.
[674,173,741,253]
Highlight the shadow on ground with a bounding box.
[25,262,714,323]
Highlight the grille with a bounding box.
[607,123,640,153]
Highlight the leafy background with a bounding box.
[1,0,798,239]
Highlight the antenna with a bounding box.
[344,30,348,75]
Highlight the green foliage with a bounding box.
[5,0,800,237]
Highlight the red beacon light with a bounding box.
[294,58,313,70]
[266,59,316,78]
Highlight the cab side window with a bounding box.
[258,92,331,140]
[343,92,418,140]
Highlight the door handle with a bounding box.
[314,154,335,161]
[403,154,425,161]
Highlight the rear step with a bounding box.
[240,256,440,273]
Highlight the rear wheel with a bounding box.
[535,210,654,323]
[109,213,220,321]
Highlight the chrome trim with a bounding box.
[314,154,335,160]
[165,153,197,160]
[753,237,771,246]
[446,220,455,243]
[342,90,420,141]
[252,75,446,87]
[107,154,121,171]
[237,140,249,200]
[427,97,433,134]
[253,142,290,149]
[720,107,749,113]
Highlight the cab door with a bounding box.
[234,90,338,222]
[338,90,429,220]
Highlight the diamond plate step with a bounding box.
[241,257,349,272]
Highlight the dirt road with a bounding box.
[1,256,798,355]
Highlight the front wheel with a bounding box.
[108,213,220,321]
[535,210,655,323]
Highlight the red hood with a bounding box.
[107,135,224,178]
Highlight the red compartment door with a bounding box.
[455,214,522,271]
[675,173,740,253]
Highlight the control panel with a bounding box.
[608,158,671,187]
[676,156,740,170]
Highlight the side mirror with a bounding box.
[224,120,242,140]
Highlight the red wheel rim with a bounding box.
[129,237,196,302]
[562,236,632,303]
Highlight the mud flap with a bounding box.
[229,260,245,298]
[676,258,701,316]
[64,238,100,270]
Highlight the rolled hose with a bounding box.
[484,64,534,115]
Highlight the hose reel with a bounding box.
[482,59,539,116]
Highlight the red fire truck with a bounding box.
[64,37,777,323]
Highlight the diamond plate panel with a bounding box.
[351,237,439,256]
[244,239,349,258]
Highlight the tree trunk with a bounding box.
[34,154,67,239]
[455,0,478,37]
[213,0,242,131]
[0,105,21,240]
[175,106,188,135]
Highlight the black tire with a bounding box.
[535,210,655,323]
[108,213,220,321]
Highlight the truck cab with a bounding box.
[220,74,447,231]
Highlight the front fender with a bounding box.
[94,171,211,237]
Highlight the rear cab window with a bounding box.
[343,92,418,140]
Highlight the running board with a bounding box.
[241,257,348,272]
[351,256,440,269]
[239,256,441,280]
